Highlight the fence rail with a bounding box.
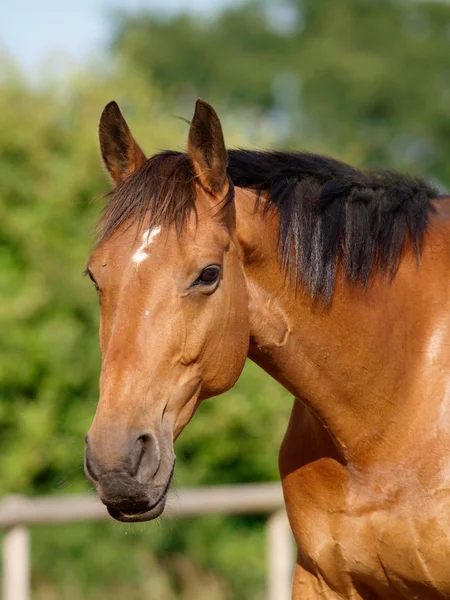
[0,483,294,600]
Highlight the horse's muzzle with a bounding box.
[84,430,175,522]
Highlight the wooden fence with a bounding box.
[0,483,294,600]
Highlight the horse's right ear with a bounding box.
[98,101,146,185]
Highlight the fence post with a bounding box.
[2,524,30,600]
[267,510,293,600]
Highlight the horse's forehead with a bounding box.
[89,214,228,270]
[131,227,162,264]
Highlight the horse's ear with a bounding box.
[98,101,146,185]
[188,99,228,195]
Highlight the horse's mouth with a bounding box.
[106,462,175,523]
[107,501,165,522]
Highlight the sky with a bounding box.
[0,0,236,74]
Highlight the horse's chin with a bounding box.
[106,495,167,522]
[104,460,175,523]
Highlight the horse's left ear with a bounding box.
[188,99,228,195]
[99,101,147,185]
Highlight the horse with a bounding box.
[84,98,450,599]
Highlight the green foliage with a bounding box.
[30,517,267,600]
[112,0,450,182]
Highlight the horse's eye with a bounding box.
[197,266,220,285]
[85,269,100,292]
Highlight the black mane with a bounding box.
[97,149,439,301]
[228,150,438,299]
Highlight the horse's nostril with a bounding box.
[132,431,160,481]
[137,433,150,445]
[83,430,160,485]
[84,452,98,483]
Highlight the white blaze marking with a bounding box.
[132,227,161,264]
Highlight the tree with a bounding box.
[112,0,450,184]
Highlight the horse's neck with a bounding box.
[235,188,450,466]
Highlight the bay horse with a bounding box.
[84,98,450,599]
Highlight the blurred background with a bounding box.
[0,0,450,598]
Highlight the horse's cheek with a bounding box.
[204,276,250,396]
